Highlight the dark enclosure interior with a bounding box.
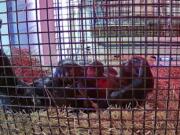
[0,0,180,134]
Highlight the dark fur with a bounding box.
[110,56,154,107]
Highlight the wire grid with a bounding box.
[0,0,180,134]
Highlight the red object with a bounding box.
[11,47,47,83]
[97,76,120,98]
[97,78,108,97]
[87,61,119,98]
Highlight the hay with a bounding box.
[0,104,179,135]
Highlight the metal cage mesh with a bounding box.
[0,0,180,134]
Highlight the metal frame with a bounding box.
[0,0,180,134]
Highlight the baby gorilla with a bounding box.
[110,56,154,108]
